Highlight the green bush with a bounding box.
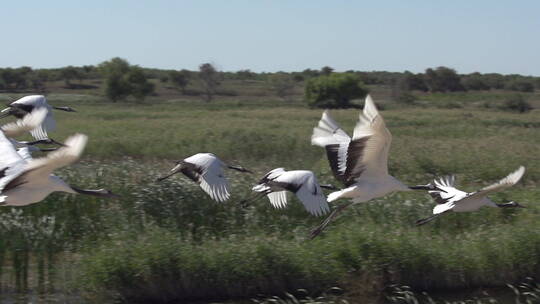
[505,79,535,92]
[99,57,155,102]
[305,73,368,108]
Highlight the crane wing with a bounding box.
[311,110,351,184]
[273,171,330,216]
[433,201,455,214]
[428,175,467,204]
[466,166,525,201]
[11,95,46,107]
[185,153,231,203]
[22,134,87,180]
[267,191,288,209]
[0,132,27,193]
[1,108,48,138]
[30,107,55,140]
[258,167,286,184]
[345,95,391,182]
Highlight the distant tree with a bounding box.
[28,70,50,92]
[482,73,505,89]
[305,73,368,108]
[127,66,155,101]
[199,63,220,102]
[301,68,320,79]
[292,73,305,82]
[424,66,464,92]
[168,70,190,94]
[99,58,131,102]
[505,79,535,92]
[461,72,490,91]
[356,72,379,85]
[82,65,94,74]
[60,66,80,88]
[268,73,295,100]
[0,67,31,90]
[99,57,154,102]
[400,71,428,91]
[236,69,255,82]
[320,66,334,76]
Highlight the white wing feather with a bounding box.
[267,191,288,209]
[23,134,87,179]
[1,107,48,138]
[311,110,351,146]
[186,153,231,203]
[273,171,330,216]
[0,132,27,192]
[429,176,467,203]
[311,111,351,175]
[30,106,55,140]
[350,95,391,178]
[433,201,455,214]
[466,166,525,200]
[11,95,47,107]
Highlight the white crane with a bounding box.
[415,166,526,225]
[310,95,415,237]
[0,130,117,207]
[246,168,331,216]
[156,153,252,203]
[0,95,75,142]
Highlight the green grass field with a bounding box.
[0,94,538,303]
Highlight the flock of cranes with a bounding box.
[0,94,527,238]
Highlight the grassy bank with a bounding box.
[79,215,539,302]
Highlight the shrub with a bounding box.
[99,57,155,102]
[505,79,535,92]
[268,73,295,100]
[305,73,368,108]
[501,95,532,113]
[461,73,490,91]
[424,67,465,92]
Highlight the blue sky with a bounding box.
[1,1,539,75]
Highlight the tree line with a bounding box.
[1,59,538,104]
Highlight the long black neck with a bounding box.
[415,214,441,226]
[496,202,523,208]
[409,184,438,191]
[53,106,76,112]
[71,186,116,198]
[227,164,252,173]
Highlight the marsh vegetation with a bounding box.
[0,95,537,303]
